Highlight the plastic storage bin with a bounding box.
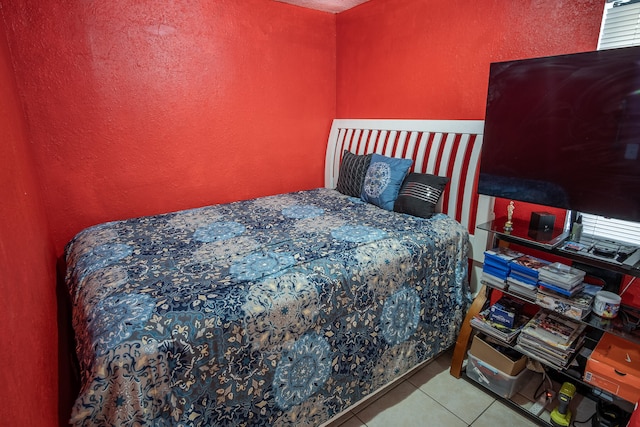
[466,351,531,398]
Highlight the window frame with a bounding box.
[575,1,640,243]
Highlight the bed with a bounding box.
[64,119,486,426]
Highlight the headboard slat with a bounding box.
[383,131,396,157]
[425,133,443,175]
[413,132,430,174]
[374,130,386,154]
[395,131,408,158]
[350,129,361,153]
[405,131,419,163]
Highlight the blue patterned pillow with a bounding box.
[361,154,413,210]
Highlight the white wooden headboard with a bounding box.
[324,118,493,291]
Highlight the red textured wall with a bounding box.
[336,0,603,120]
[0,16,58,427]
[2,0,336,256]
[0,0,609,424]
[337,0,603,225]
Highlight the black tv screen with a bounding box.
[478,46,640,223]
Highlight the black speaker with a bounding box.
[529,211,555,232]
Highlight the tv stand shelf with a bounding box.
[483,279,640,346]
[450,219,640,425]
[477,218,640,278]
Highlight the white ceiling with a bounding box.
[274,0,370,13]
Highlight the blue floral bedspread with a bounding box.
[64,188,471,426]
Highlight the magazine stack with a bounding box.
[515,310,586,369]
[536,284,599,320]
[470,307,529,344]
[538,262,586,297]
[481,246,524,290]
[506,254,550,301]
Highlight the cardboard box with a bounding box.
[467,351,531,398]
[469,334,527,376]
[584,333,640,403]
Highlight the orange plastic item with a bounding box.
[584,333,640,403]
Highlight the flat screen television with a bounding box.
[477,45,640,223]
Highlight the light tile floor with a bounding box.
[323,349,552,427]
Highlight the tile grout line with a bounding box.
[468,399,496,426]
[412,380,475,426]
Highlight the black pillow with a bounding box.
[335,150,373,197]
[394,173,450,218]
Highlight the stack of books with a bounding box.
[481,247,524,290]
[515,310,586,369]
[470,307,529,344]
[538,262,586,297]
[506,254,550,301]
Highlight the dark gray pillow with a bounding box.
[336,151,373,197]
[393,173,449,218]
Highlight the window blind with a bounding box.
[580,214,640,245]
[578,2,640,243]
[598,1,640,49]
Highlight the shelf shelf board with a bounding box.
[477,219,640,277]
